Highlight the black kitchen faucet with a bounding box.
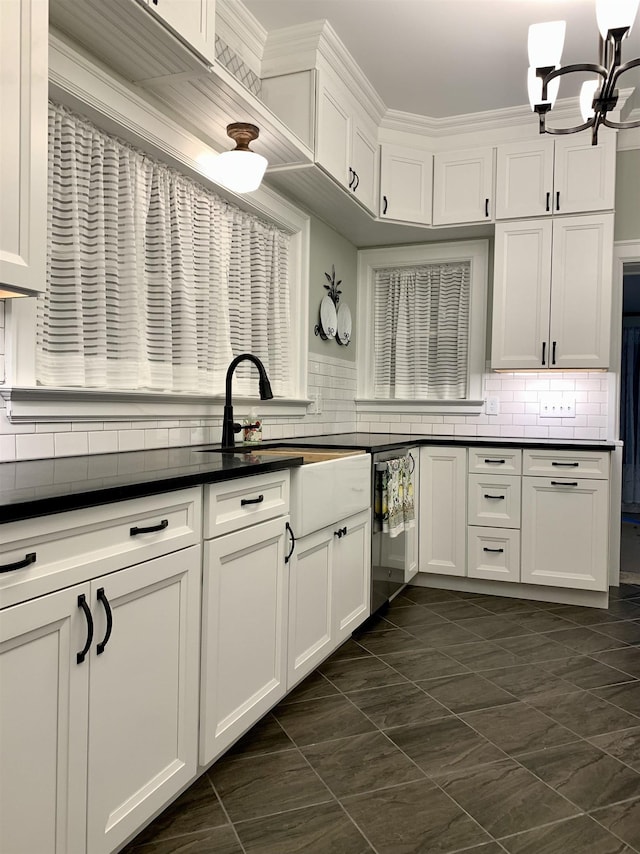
[221,354,273,448]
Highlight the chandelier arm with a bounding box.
[540,118,596,136]
[610,55,640,90]
[602,117,640,130]
[540,63,607,102]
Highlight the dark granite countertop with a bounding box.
[0,432,616,524]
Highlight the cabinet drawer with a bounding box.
[523,449,609,479]
[468,448,522,475]
[0,488,202,609]
[468,474,521,528]
[204,470,290,539]
[468,527,520,583]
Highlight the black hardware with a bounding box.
[551,481,579,486]
[0,552,36,573]
[546,191,550,212]
[334,526,348,538]
[552,461,579,467]
[542,341,546,365]
[241,494,264,507]
[552,341,557,365]
[383,195,388,214]
[483,547,504,553]
[556,191,560,211]
[222,354,273,448]
[77,594,94,664]
[285,522,295,564]
[353,171,359,191]
[348,167,355,188]
[484,459,506,464]
[484,494,505,500]
[130,519,168,536]
[408,453,415,474]
[152,0,158,4]
[96,588,113,655]
[342,526,347,536]
[485,198,489,218]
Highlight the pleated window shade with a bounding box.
[37,103,291,397]
[373,262,470,399]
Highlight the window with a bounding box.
[357,241,488,412]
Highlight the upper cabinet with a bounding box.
[491,214,614,370]
[495,134,616,220]
[379,144,433,225]
[0,0,48,297]
[140,0,216,66]
[432,147,494,225]
[315,68,379,215]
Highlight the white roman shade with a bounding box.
[373,262,470,399]
[38,104,291,397]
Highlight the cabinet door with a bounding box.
[495,139,554,219]
[316,71,351,187]
[468,527,521,583]
[521,477,609,591]
[553,134,616,214]
[288,526,334,688]
[549,214,613,369]
[350,114,378,214]
[380,144,433,224]
[86,547,200,854]
[201,518,288,765]
[332,509,371,644]
[142,0,216,65]
[419,447,467,576]
[491,220,553,370]
[432,147,494,225]
[0,585,89,854]
[405,449,420,582]
[0,0,47,296]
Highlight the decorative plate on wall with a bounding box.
[318,294,338,339]
[336,302,352,345]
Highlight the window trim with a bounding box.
[356,240,488,413]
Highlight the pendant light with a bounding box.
[210,123,268,194]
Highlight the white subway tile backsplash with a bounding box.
[88,431,119,454]
[0,434,16,462]
[55,431,89,457]
[118,430,145,451]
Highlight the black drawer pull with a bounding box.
[542,341,546,366]
[130,519,168,536]
[556,190,560,211]
[77,594,94,664]
[546,191,550,212]
[484,459,506,464]
[485,198,490,218]
[552,340,557,365]
[241,494,264,507]
[334,526,347,539]
[484,494,505,500]
[551,481,578,486]
[552,461,579,467]
[0,552,36,573]
[383,195,388,215]
[96,587,113,655]
[285,521,296,564]
[483,547,504,553]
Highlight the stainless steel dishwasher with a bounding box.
[371,448,419,614]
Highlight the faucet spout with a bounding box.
[221,354,273,448]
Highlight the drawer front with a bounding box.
[204,470,290,539]
[0,487,202,610]
[523,449,609,479]
[468,527,521,583]
[468,474,521,528]
[468,448,522,475]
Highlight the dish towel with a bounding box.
[374,455,415,537]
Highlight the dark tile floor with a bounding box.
[123,584,640,854]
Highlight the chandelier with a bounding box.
[528,0,640,145]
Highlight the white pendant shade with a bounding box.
[527,66,560,110]
[208,150,268,194]
[580,80,599,122]
[528,21,566,67]
[596,0,640,38]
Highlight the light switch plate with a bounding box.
[485,397,500,416]
[540,397,576,418]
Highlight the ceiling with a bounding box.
[244,0,640,119]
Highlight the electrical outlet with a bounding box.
[539,397,576,418]
[485,397,500,416]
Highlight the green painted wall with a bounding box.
[615,149,640,241]
[308,215,358,362]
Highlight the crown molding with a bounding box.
[216,0,267,74]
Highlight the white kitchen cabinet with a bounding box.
[432,147,494,225]
[468,526,521,584]
[521,476,609,591]
[419,446,467,576]
[495,134,616,220]
[0,0,48,296]
[0,545,201,854]
[332,509,371,644]
[200,515,288,765]
[468,473,521,529]
[139,0,216,65]
[491,214,613,370]
[379,143,433,225]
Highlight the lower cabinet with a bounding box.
[521,476,609,591]
[0,546,201,854]
[200,516,289,765]
[419,446,467,576]
[287,509,371,688]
